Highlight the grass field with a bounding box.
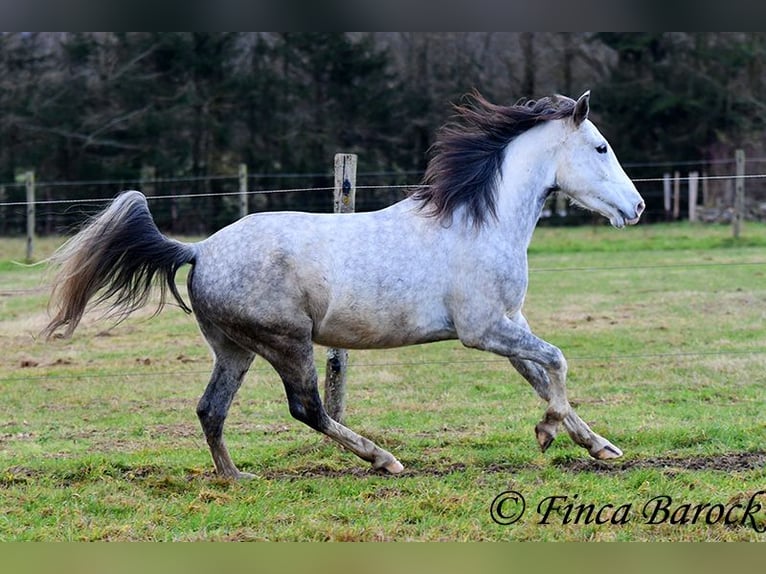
[0,222,765,541]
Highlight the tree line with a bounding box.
[1,32,765,232]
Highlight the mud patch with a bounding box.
[255,452,765,479]
[10,452,757,485]
[257,464,375,480]
[557,451,766,474]
[255,461,482,480]
[0,465,42,486]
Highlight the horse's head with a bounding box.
[554,91,645,228]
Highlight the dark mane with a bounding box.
[411,91,576,228]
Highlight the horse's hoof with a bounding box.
[535,424,556,452]
[219,470,255,480]
[591,444,623,460]
[374,457,404,474]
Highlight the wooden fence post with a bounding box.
[324,153,357,424]
[702,170,709,207]
[673,170,681,220]
[25,171,35,263]
[238,163,248,219]
[688,171,699,222]
[663,173,671,221]
[732,149,745,238]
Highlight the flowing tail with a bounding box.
[43,190,196,339]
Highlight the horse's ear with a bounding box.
[573,90,590,126]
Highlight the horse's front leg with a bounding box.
[506,312,622,459]
[460,314,570,448]
[509,355,622,459]
[461,313,622,460]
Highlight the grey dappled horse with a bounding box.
[44,91,644,478]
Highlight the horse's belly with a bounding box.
[313,304,455,349]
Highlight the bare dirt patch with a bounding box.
[254,451,765,479]
[557,451,766,474]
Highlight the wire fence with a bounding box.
[3,173,766,207]
[1,166,765,386]
[0,173,415,236]
[1,159,766,235]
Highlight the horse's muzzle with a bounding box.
[624,199,645,226]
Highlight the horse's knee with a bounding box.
[546,347,567,375]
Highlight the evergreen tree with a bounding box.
[593,33,765,163]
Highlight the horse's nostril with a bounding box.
[636,200,646,217]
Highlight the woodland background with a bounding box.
[1,32,765,232]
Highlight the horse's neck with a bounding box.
[494,127,559,246]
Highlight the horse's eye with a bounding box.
[596,144,608,154]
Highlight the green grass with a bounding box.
[1,222,765,541]
[530,220,766,253]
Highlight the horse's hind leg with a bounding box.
[196,318,256,479]
[265,337,404,474]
